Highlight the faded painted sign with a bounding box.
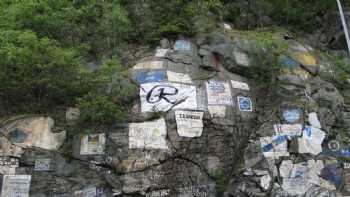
[231,80,250,91]
[140,82,197,112]
[206,81,233,106]
[292,52,317,66]
[282,109,301,123]
[234,51,250,67]
[321,160,342,188]
[129,118,168,149]
[80,133,106,155]
[279,55,299,69]
[155,49,169,58]
[73,187,96,197]
[273,124,302,137]
[260,135,289,158]
[1,175,31,197]
[237,96,253,112]
[167,71,192,84]
[207,106,226,118]
[133,61,164,70]
[136,70,165,84]
[174,40,191,51]
[178,185,211,197]
[308,112,321,128]
[34,158,51,171]
[0,157,18,175]
[175,110,204,137]
[146,189,170,197]
[298,126,325,155]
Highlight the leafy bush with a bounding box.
[77,57,137,124]
[0,30,81,109]
[0,0,132,58]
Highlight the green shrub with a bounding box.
[77,93,123,124]
[0,30,81,108]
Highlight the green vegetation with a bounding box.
[214,168,229,196]
[230,29,290,87]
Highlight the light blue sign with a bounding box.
[136,70,165,84]
[174,40,191,51]
[283,109,301,123]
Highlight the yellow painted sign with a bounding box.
[292,52,317,66]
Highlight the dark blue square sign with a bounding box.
[237,96,252,112]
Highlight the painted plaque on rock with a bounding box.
[136,70,165,84]
[140,82,197,112]
[80,133,106,155]
[73,187,96,197]
[237,96,253,112]
[174,40,191,51]
[155,49,169,58]
[283,109,301,123]
[133,61,164,70]
[129,118,168,150]
[1,175,31,197]
[34,158,52,171]
[207,106,226,118]
[167,71,192,84]
[206,81,233,106]
[231,80,250,91]
[175,110,204,137]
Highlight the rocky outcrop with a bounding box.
[1,27,350,197]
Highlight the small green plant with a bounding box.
[214,168,228,196]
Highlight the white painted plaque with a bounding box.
[140,82,197,112]
[207,106,226,118]
[231,80,250,91]
[133,61,164,70]
[1,175,31,197]
[175,110,204,137]
[167,71,192,84]
[80,133,106,155]
[206,81,233,105]
[129,118,168,149]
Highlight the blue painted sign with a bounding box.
[321,161,342,188]
[283,109,301,123]
[279,55,299,69]
[174,40,191,51]
[136,70,165,84]
[238,96,253,112]
[322,140,350,158]
[262,135,289,152]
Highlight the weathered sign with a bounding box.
[1,175,31,197]
[260,135,289,158]
[73,186,96,197]
[207,106,226,118]
[136,70,165,84]
[237,96,253,112]
[298,126,325,155]
[175,110,204,137]
[174,40,191,51]
[155,49,169,58]
[231,80,250,91]
[34,158,52,171]
[282,109,302,123]
[129,118,168,149]
[273,124,303,137]
[140,82,197,112]
[80,133,106,155]
[133,61,164,70]
[167,71,192,84]
[206,81,233,106]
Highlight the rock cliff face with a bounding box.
[1,28,350,197]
